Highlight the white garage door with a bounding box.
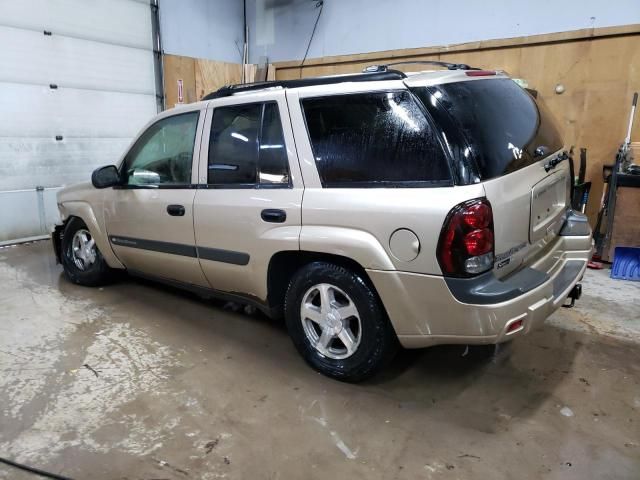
[0,0,159,243]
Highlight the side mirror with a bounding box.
[91,165,120,189]
[130,169,160,185]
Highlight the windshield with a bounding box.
[414,78,563,180]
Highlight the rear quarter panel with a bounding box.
[287,83,486,273]
[299,186,485,273]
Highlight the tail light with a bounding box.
[437,198,494,277]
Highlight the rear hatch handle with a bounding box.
[544,150,569,172]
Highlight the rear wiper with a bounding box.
[544,151,569,172]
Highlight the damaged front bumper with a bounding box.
[52,224,64,264]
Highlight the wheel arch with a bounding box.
[266,250,387,319]
[57,202,124,269]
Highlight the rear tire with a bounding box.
[284,262,398,382]
[61,217,114,287]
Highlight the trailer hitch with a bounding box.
[562,283,582,308]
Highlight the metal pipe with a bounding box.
[36,186,46,234]
[151,0,165,111]
[625,92,637,145]
[242,0,249,84]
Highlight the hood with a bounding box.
[56,182,95,204]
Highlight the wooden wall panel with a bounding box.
[195,59,243,100]
[163,56,276,105]
[267,64,276,81]
[274,26,640,224]
[162,54,196,107]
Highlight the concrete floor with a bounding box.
[1,241,639,480]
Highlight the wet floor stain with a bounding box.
[1,241,639,479]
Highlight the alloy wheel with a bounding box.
[300,283,362,360]
[71,229,97,271]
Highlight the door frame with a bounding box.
[102,103,210,286]
[191,90,305,302]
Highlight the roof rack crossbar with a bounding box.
[363,61,480,73]
[201,70,407,100]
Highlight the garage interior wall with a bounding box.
[247,0,640,63]
[162,55,269,108]
[159,0,246,107]
[0,0,159,243]
[158,0,273,108]
[159,0,244,64]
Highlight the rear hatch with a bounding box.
[413,76,570,278]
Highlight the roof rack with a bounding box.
[363,61,479,73]
[201,70,407,100]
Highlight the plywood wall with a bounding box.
[275,25,640,224]
[163,54,197,107]
[163,55,276,108]
[163,55,243,107]
[195,59,243,100]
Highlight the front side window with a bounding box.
[122,112,199,186]
[208,102,289,187]
[302,91,451,187]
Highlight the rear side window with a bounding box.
[259,103,289,185]
[302,91,451,187]
[208,102,289,187]
[415,79,563,180]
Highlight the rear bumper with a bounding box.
[368,224,592,348]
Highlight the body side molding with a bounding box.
[109,235,250,266]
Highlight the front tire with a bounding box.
[284,262,398,382]
[61,217,114,286]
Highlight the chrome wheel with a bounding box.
[71,229,96,271]
[300,283,362,360]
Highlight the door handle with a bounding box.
[261,209,286,223]
[167,204,185,216]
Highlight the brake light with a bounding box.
[464,229,494,256]
[465,70,497,77]
[462,202,491,229]
[437,198,495,277]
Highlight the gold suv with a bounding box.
[53,65,592,381]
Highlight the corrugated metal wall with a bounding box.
[0,0,158,244]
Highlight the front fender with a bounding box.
[300,226,395,270]
[57,200,124,269]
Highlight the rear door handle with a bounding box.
[167,204,185,216]
[261,209,286,223]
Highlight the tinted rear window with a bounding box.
[208,102,290,187]
[414,79,563,180]
[302,91,451,187]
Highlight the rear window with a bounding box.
[301,91,451,187]
[414,79,563,180]
[208,102,290,187]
